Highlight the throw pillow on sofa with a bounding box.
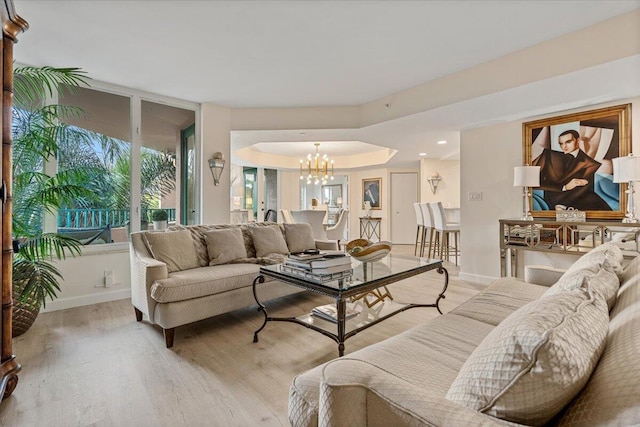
[545,267,620,311]
[250,224,289,257]
[143,230,200,273]
[446,289,609,426]
[284,223,316,253]
[562,242,624,279]
[204,228,248,266]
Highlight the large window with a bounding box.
[33,85,199,245]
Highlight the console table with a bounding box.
[499,218,640,277]
[359,217,381,241]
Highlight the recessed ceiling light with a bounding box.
[437,140,447,145]
[418,152,427,156]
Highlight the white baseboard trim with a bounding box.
[458,272,497,285]
[42,288,131,313]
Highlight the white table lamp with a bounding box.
[514,166,540,221]
[613,155,640,223]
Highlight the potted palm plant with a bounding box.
[151,209,168,230]
[11,66,95,336]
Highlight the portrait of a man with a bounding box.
[525,104,631,219]
[532,128,613,211]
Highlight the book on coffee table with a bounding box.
[311,303,360,323]
[286,256,351,270]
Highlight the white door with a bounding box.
[391,172,418,244]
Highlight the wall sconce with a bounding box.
[208,152,225,186]
[426,173,442,195]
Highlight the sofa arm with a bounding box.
[315,239,338,251]
[129,243,168,323]
[318,359,511,427]
[524,265,565,287]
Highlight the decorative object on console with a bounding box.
[613,154,640,223]
[346,238,392,263]
[427,172,442,195]
[300,142,334,185]
[555,206,586,222]
[208,152,225,186]
[363,200,372,217]
[513,165,540,221]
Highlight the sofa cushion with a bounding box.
[143,230,200,273]
[450,277,547,326]
[446,289,609,426]
[205,228,248,266]
[150,263,263,303]
[250,224,289,257]
[284,223,316,253]
[168,223,282,266]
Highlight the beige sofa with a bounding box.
[130,222,337,348]
[289,243,640,426]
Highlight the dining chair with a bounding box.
[325,209,349,247]
[420,202,435,258]
[429,202,460,265]
[290,210,328,240]
[413,203,425,256]
[280,209,294,224]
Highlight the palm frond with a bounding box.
[13,66,90,109]
[13,257,63,308]
[17,233,82,260]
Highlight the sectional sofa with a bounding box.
[289,243,640,426]
[129,222,337,347]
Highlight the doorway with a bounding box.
[390,172,418,244]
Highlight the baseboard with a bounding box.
[458,272,497,285]
[41,288,131,313]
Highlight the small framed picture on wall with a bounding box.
[362,178,382,210]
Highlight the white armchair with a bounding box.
[325,209,348,246]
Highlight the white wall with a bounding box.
[201,103,232,224]
[459,97,640,284]
[43,246,131,313]
[420,159,460,206]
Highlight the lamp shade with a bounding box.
[613,155,640,183]
[513,166,540,187]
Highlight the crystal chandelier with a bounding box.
[300,143,334,185]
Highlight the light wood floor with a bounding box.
[0,245,485,427]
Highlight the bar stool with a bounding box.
[420,202,435,258]
[413,203,425,256]
[429,202,460,265]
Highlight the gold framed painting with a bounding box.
[362,177,382,210]
[523,103,632,219]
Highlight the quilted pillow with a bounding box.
[561,242,623,279]
[284,223,316,253]
[204,228,248,266]
[250,224,289,257]
[446,289,609,425]
[545,267,620,311]
[143,230,200,273]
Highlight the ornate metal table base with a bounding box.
[252,263,448,357]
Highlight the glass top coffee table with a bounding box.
[252,253,448,356]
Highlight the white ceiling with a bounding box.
[12,0,640,168]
